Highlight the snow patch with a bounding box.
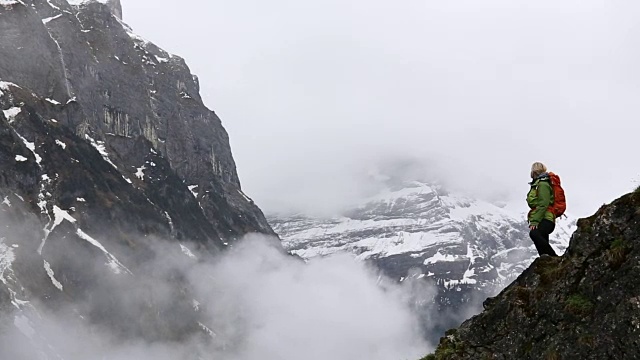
[86,135,118,169]
[51,205,77,230]
[0,239,16,286]
[0,0,21,7]
[423,251,459,265]
[55,140,66,149]
[458,243,478,285]
[135,166,146,180]
[180,244,196,259]
[2,196,11,207]
[45,97,61,105]
[155,55,169,63]
[45,0,61,10]
[3,106,21,123]
[67,0,110,5]
[42,14,62,24]
[44,260,64,291]
[466,242,475,264]
[461,270,478,285]
[38,205,77,254]
[16,133,42,165]
[76,229,132,275]
[198,322,216,338]
[76,197,86,202]
[188,185,199,198]
[15,155,28,162]
[0,81,19,92]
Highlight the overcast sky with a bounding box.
[122,0,639,217]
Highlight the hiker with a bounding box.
[527,162,559,257]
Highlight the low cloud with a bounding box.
[195,236,431,360]
[1,230,433,359]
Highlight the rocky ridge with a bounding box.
[423,189,640,360]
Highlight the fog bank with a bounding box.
[1,235,432,359]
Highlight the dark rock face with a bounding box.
[425,190,640,360]
[0,0,275,348]
[0,0,274,241]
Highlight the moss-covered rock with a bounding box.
[420,190,640,360]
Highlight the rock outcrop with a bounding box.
[423,189,640,360]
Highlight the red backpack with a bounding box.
[547,172,566,217]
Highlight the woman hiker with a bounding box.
[527,162,558,257]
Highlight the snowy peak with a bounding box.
[271,179,575,296]
[270,180,576,344]
[346,181,446,222]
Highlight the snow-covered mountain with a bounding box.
[271,180,576,320]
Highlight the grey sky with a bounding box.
[122,0,639,217]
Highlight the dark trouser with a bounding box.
[529,219,557,256]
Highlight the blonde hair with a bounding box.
[530,162,548,179]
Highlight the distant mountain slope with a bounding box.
[273,180,573,288]
[423,189,640,360]
[270,180,576,341]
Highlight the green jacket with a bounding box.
[527,174,556,226]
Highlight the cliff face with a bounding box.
[424,189,640,360]
[0,0,274,242]
[0,0,275,349]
